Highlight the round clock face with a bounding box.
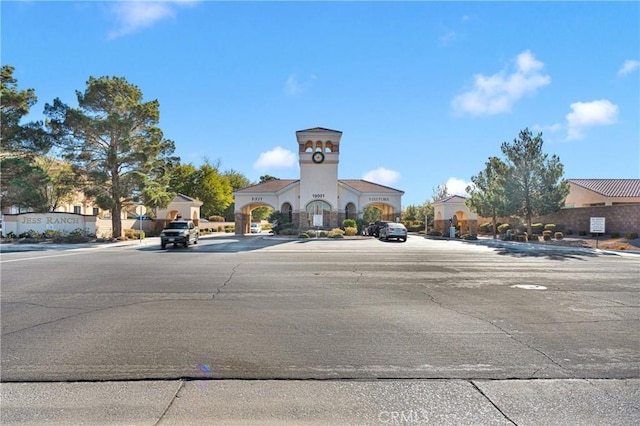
[312,151,325,163]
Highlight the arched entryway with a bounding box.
[305,200,332,228]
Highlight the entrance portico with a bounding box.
[233,128,404,234]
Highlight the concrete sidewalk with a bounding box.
[2,378,638,425]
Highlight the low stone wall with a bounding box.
[3,213,96,236]
[478,204,640,235]
[533,204,640,235]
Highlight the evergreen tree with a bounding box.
[45,76,177,238]
[466,156,509,238]
[501,128,569,235]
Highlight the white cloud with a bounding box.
[108,1,198,39]
[363,168,401,186]
[439,30,457,46]
[253,146,297,170]
[445,177,471,196]
[566,99,619,140]
[284,73,316,97]
[532,122,562,134]
[452,50,551,115]
[618,59,640,76]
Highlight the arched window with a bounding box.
[281,202,293,222]
[345,202,356,220]
[306,200,331,228]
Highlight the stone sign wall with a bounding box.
[2,213,96,236]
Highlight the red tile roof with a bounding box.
[233,179,299,193]
[339,180,404,194]
[234,179,404,194]
[568,179,640,197]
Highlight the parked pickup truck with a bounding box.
[160,219,199,249]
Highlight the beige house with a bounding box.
[155,194,203,224]
[564,179,640,207]
[233,127,404,234]
[432,195,477,235]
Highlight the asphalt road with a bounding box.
[1,234,639,425]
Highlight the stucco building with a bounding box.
[232,127,404,234]
[564,179,640,207]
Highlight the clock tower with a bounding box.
[296,127,341,223]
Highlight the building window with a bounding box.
[73,206,82,215]
[306,200,331,228]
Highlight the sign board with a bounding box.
[313,214,323,227]
[135,205,146,216]
[590,217,605,234]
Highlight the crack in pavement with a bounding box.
[425,292,577,379]
[3,264,244,336]
[211,263,240,299]
[469,380,517,425]
[154,380,185,426]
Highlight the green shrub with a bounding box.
[543,234,551,241]
[543,230,553,236]
[565,229,573,235]
[611,232,620,238]
[329,233,344,239]
[579,230,587,236]
[479,223,493,233]
[554,232,563,240]
[626,232,639,240]
[19,229,41,239]
[298,233,310,238]
[497,223,511,234]
[404,222,424,233]
[461,234,478,240]
[43,229,61,239]
[531,223,544,234]
[209,215,225,222]
[544,224,556,232]
[224,225,234,233]
[342,219,357,229]
[428,229,442,236]
[529,234,539,242]
[282,227,299,236]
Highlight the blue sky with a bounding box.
[2,1,639,207]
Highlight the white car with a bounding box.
[250,223,262,233]
[378,222,407,242]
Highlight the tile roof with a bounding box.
[296,127,342,134]
[568,179,640,197]
[233,179,299,193]
[339,179,404,194]
[173,193,199,203]
[434,195,467,204]
[234,179,404,195]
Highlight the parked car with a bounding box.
[160,219,199,249]
[250,223,262,233]
[367,220,391,238]
[378,222,407,242]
